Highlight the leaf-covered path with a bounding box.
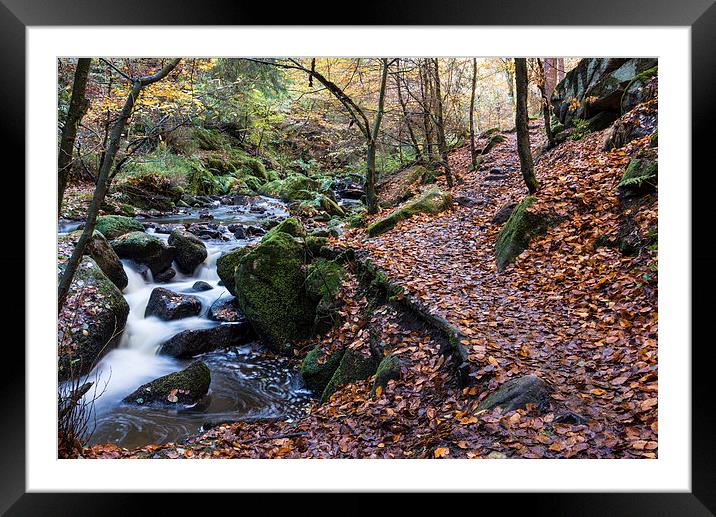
[86,115,657,460]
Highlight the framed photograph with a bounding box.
[3,0,714,513]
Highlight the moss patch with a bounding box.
[321,348,379,403]
[617,154,658,196]
[495,196,559,271]
[95,215,144,240]
[367,187,452,237]
[301,346,345,393]
[123,361,211,405]
[216,247,251,296]
[371,354,401,396]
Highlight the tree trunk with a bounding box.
[514,58,539,194]
[431,59,453,187]
[365,58,390,214]
[58,58,91,217]
[469,58,478,170]
[394,59,421,161]
[58,59,181,310]
[418,62,435,161]
[538,59,555,149]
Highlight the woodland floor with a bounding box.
[85,124,658,459]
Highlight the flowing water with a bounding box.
[66,197,314,449]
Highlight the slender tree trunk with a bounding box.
[58,58,91,217]
[538,59,555,149]
[418,62,435,161]
[394,59,421,161]
[365,58,390,214]
[515,58,539,194]
[58,59,181,310]
[469,58,478,170]
[431,59,453,187]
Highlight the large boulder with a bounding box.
[69,230,128,290]
[216,247,251,296]
[495,196,560,272]
[144,287,202,321]
[551,58,658,129]
[110,231,176,276]
[58,257,129,381]
[168,228,208,274]
[259,174,320,201]
[94,215,144,240]
[603,99,658,151]
[158,322,254,358]
[378,164,434,208]
[477,375,551,413]
[367,187,452,237]
[123,361,211,406]
[305,259,345,334]
[234,231,316,354]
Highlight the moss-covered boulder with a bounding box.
[477,375,551,413]
[378,164,432,208]
[234,231,315,353]
[110,231,176,276]
[367,187,452,237]
[123,361,211,406]
[58,257,129,381]
[168,228,208,274]
[305,259,345,333]
[495,196,559,272]
[216,247,251,296]
[262,217,306,240]
[94,215,144,240]
[371,354,401,396]
[321,348,380,403]
[481,133,507,154]
[70,230,128,290]
[117,173,183,212]
[259,174,319,201]
[617,154,658,196]
[301,346,345,393]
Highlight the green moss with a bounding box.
[234,232,316,353]
[371,354,401,396]
[304,236,328,257]
[110,231,175,275]
[216,247,251,296]
[301,346,345,393]
[321,348,379,403]
[650,129,658,147]
[193,127,226,151]
[495,196,559,271]
[617,156,658,195]
[262,217,306,241]
[94,215,144,240]
[123,361,211,405]
[367,187,452,237]
[482,133,507,154]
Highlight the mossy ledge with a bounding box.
[367,187,452,237]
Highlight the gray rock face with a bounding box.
[144,287,202,321]
[157,323,254,358]
[477,375,552,413]
[168,228,208,274]
[123,361,211,405]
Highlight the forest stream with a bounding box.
[60,197,313,449]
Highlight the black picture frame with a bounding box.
[3,1,713,514]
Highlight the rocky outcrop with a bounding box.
[168,228,208,274]
[58,257,130,381]
[94,215,144,240]
[144,287,202,321]
[110,231,176,276]
[603,97,658,151]
[495,196,560,272]
[551,58,657,129]
[300,346,346,393]
[123,361,211,406]
[617,149,658,197]
[117,173,183,212]
[367,187,452,237]
[158,323,254,358]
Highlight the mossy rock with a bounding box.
[321,348,379,403]
[234,232,316,354]
[477,375,551,413]
[216,247,251,296]
[123,361,211,406]
[262,217,306,240]
[371,354,401,397]
[94,215,144,240]
[617,155,658,196]
[482,133,507,154]
[57,257,129,381]
[168,228,208,274]
[259,174,320,202]
[193,127,226,151]
[379,165,430,208]
[479,127,500,138]
[69,230,128,290]
[367,187,452,237]
[495,196,559,271]
[305,236,328,257]
[305,259,345,333]
[110,231,176,276]
[301,346,345,393]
